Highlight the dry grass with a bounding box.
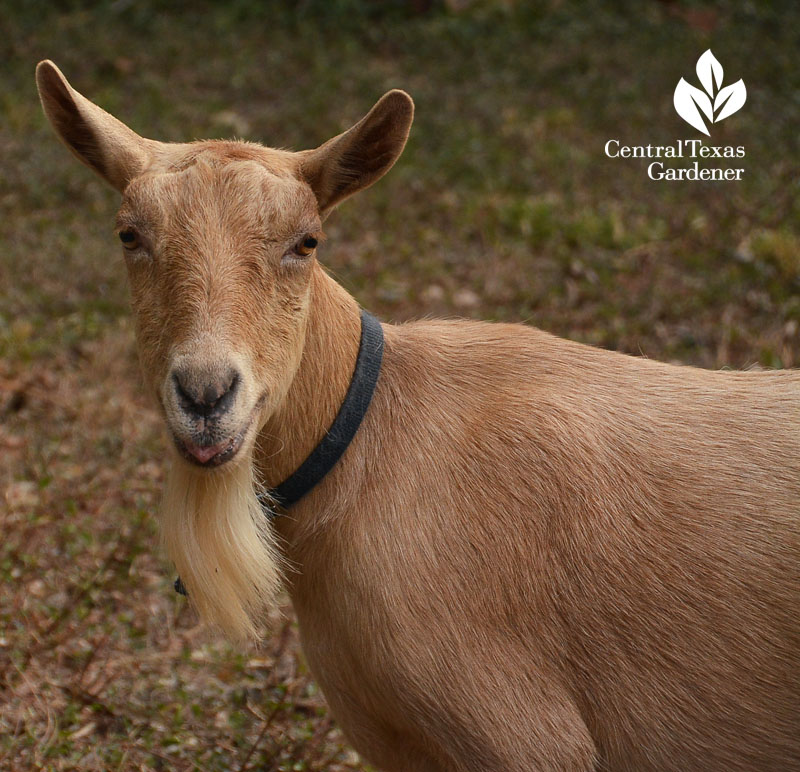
[1,1,799,770]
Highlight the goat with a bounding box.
[36,60,799,772]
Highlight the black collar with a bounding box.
[260,309,384,511]
[175,310,383,597]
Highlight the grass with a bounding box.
[1,1,799,769]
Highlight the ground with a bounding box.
[1,2,799,770]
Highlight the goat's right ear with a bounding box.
[300,89,414,215]
[36,60,152,192]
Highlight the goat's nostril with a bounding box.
[172,367,240,418]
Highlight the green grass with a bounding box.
[1,1,799,769]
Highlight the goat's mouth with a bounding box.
[167,390,267,469]
[172,408,259,468]
[176,427,248,468]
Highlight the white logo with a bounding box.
[674,50,746,136]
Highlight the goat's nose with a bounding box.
[172,366,240,418]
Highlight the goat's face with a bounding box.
[117,150,321,467]
[36,60,413,471]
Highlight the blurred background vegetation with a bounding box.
[1,1,798,770]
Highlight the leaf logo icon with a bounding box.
[674,50,746,135]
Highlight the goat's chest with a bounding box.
[287,559,447,767]
[284,524,466,734]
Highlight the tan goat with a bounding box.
[37,60,799,772]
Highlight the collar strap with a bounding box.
[261,309,384,510]
[174,310,383,597]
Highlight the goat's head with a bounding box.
[36,60,412,470]
[36,60,413,639]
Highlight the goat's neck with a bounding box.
[255,265,362,490]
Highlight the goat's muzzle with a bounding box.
[166,363,253,468]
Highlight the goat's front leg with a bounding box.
[413,656,598,772]
[333,677,597,772]
[429,700,598,772]
[365,714,597,772]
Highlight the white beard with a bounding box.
[161,453,282,641]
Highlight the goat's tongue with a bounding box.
[185,440,227,463]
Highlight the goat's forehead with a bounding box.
[121,157,317,228]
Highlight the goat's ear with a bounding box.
[300,89,414,214]
[36,60,152,192]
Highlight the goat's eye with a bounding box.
[118,229,140,250]
[294,236,318,257]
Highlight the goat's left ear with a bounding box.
[300,89,414,214]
